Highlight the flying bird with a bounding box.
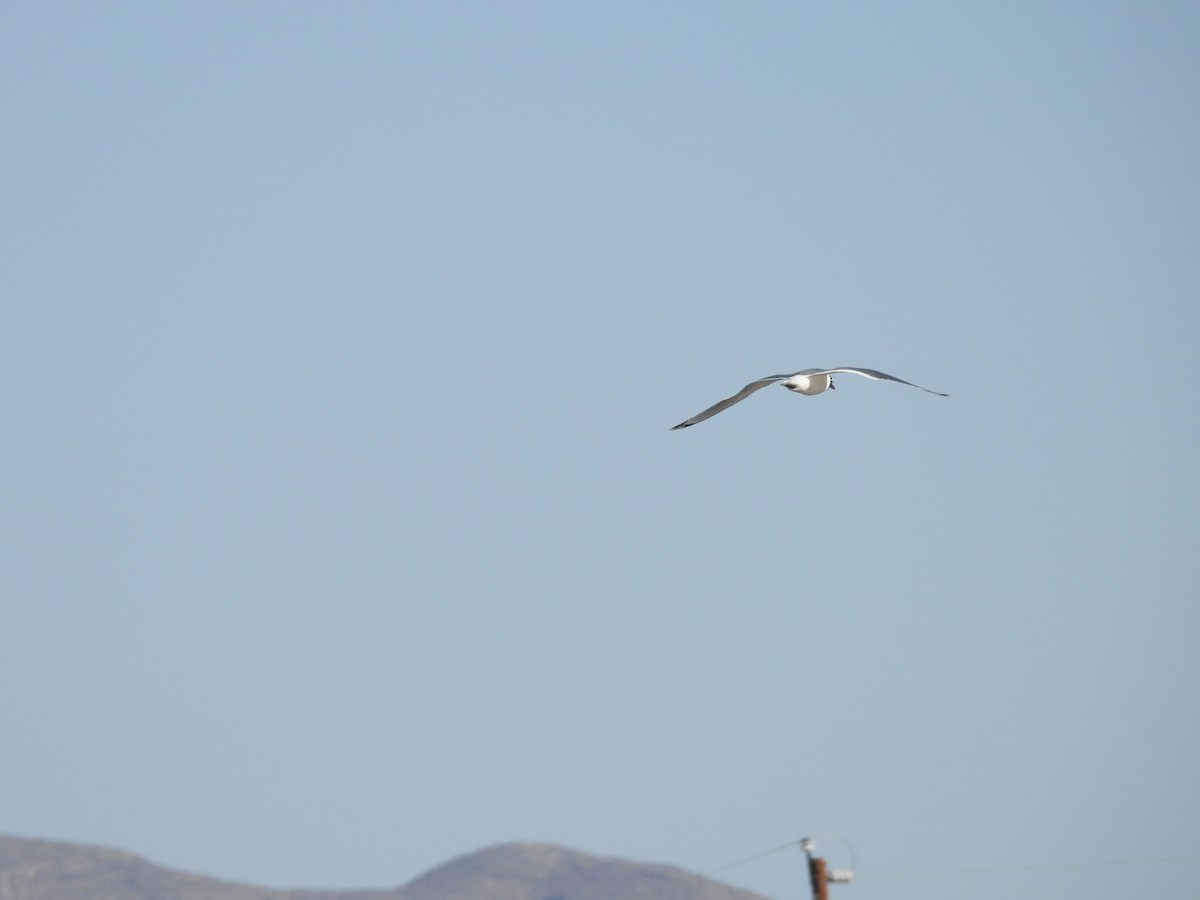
[671,367,949,430]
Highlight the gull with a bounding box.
[671,367,949,430]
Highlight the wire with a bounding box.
[708,839,1200,881]
[706,840,803,876]
[707,835,856,876]
[867,855,1200,879]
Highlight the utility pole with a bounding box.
[801,838,853,900]
[802,839,828,900]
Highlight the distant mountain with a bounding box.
[399,842,767,900]
[0,836,768,900]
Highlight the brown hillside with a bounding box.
[398,842,766,900]
[0,837,768,900]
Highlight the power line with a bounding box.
[709,838,1200,883]
[867,854,1200,880]
[707,840,803,876]
[708,834,857,878]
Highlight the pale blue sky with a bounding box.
[3,3,1198,899]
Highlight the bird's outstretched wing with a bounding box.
[670,374,792,429]
[807,367,950,396]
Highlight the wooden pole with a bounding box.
[806,848,828,900]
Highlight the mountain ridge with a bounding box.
[0,835,768,900]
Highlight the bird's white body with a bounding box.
[671,365,948,429]
[781,369,833,396]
